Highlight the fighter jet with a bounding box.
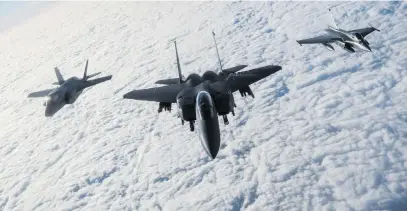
[155,32,261,98]
[296,8,380,52]
[123,34,281,159]
[27,60,112,117]
[155,32,248,86]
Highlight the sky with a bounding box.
[0,2,54,32]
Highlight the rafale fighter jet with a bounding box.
[123,33,281,159]
[27,60,112,117]
[296,8,380,52]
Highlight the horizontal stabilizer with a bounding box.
[155,78,180,85]
[86,72,101,80]
[27,88,55,98]
[222,65,248,74]
[368,23,380,32]
[84,75,112,88]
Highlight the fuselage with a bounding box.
[325,26,371,52]
[170,66,281,158]
[195,90,220,159]
[175,81,231,159]
[44,77,83,117]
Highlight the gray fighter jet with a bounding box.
[123,34,281,159]
[155,32,248,86]
[27,60,112,117]
[296,8,380,52]
[155,32,259,98]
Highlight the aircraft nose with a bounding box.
[44,102,61,117]
[207,146,219,159]
[201,135,220,159]
[45,106,55,117]
[196,91,220,159]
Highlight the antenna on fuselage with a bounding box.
[212,31,223,73]
[327,8,339,29]
[174,40,183,83]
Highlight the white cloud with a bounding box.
[0,1,406,211]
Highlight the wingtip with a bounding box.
[123,91,133,99]
[296,41,302,46]
[368,24,380,32]
[236,64,249,70]
[273,65,282,71]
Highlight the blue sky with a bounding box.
[0,2,54,32]
[0,2,22,16]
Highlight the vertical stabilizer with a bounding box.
[212,31,223,73]
[83,59,89,80]
[174,41,183,83]
[328,8,339,29]
[54,67,65,85]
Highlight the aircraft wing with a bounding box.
[216,65,281,93]
[348,27,380,37]
[297,35,343,45]
[123,84,183,103]
[27,88,55,98]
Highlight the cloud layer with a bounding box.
[0,2,406,211]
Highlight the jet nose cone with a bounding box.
[208,149,219,159]
[203,140,220,159]
[198,123,221,159]
[44,102,64,117]
[45,110,54,117]
[45,107,55,117]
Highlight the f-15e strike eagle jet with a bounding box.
[27,60,112,117]
[297,8,380,53]
[155,32,270,99]
[123,32,281,159]
[155,32,249,86]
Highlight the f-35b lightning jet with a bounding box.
[123,33,281,159]
[297,8,380,52]
[27,60,112,117]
